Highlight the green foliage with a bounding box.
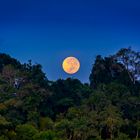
[0,49,140,140]
[15,124,38,140]
[0,136,8,140]
[7,130,17,140]
[33,130,59,140]
[0,116,11,135]
[115,133,130,140]
[39,117,54,131]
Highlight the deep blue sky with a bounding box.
[0,0,140,82]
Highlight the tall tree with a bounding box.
[115,47,140,84]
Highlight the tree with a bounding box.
[16,124,38,140]
[55,119,72,139]
[0,116,11,135]
[0,53,21,72]
[0,136,8,140]
[1,65,16,86]
[0,50,140,140]
[99,105,123,140]
[49,78,85,116]
[136,121,140,140]
[39,117,54,131]
[23,61,48,88]
[85,90,110,112]
[90,55,108,88]
[115,133,130,140]
[33,130,60,140]
[7,130,17,140]
[27,111,40,127]
[90,48,140,90]
[89,55,127,88]
[115,47,140,84]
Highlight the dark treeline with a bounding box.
[0,48,140,140]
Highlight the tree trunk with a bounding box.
[136,129,139,140]
[110,133,113,140]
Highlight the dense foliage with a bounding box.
[0,48,140,140]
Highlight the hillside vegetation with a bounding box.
[0,48,140,140]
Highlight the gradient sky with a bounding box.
[0,0,140,82]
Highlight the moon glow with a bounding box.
[62,57,80,74]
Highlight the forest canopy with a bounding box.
[0,48,140,140]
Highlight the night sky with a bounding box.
[0,0,140,82]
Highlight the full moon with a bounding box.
[62,57,80,74]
